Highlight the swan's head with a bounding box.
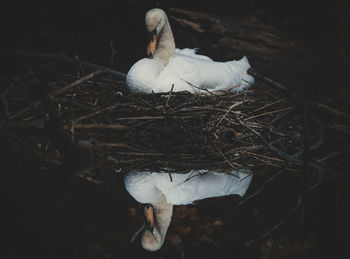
[145,8,167,56]
[145,8,166,35]
[141,204,164,251]
[141,227,163,251]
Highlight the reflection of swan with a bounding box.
[124,169,252,251]
[126,8,254,94]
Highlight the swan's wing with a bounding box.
[175,48,213,61]
[126,58,165,93]
[157,170,253,205]
[157,55,254,92]
[158,55,233,91]
[124,171,164,204]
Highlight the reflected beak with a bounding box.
[147,30,157,56]
[144,204,155,232]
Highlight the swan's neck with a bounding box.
[154,16,175,65]
[141,195,173,251]
[154,195,173,237]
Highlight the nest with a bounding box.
[1,53,349,188]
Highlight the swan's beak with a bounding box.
[144,204,155,231]
[147,30,157,56]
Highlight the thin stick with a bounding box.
[236,168,285,207]
[238,119,296,162]
[1,48,127,80]
[165,84,175,108]
[66,123,128,130]
[244,106,294,121]
[315,102,350,121]
[252,98,285,113]
[216,101,243,127]
[245,192,302,246]
[215,145,240,174]
[248,68,288,92]
[53,69,104,95]
[241,150,284,162]
[74,55,86,76]
[70,103,125,141]
[0,119,48,132]
[99,142,128,148]
[8,101,40,121]
[110,40,116,69]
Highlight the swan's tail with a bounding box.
[226,56,255,92]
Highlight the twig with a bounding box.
[308,166,349,192]
[236,168,285,207]
[252,98,286,113]
[1,48,127,80]
[77,174,104,185]
[74,55,86,76]
[165,84,175,109]
[238,119,296,162]
[111,151,163,156]
[0,119,48,132]
[215,145,241,173]
[179,77,219,96]
[110,40,116,69]
[8,101,40,120]
[245,191,302,246]
[216,101,243,127]
[244,106,294,121]
[248,68,288,92]
[99,142,128,148]
[300,108,309,232]
[314,102,350,121]
[70,103,126,141]
[64,123,128,130]
[53,69,104,95]
[240,150,284,163]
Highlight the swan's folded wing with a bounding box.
[158,170,253,205]
[159,55,236,91]
[175,48,213,61]
[159,55,254,92]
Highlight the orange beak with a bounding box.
[147,34,157,56]
[144,204,155,229]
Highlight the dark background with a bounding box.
[1,0,348,66]
[1,1,349,259]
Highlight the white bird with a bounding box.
[124,169,253,251]
[126,8,255,94]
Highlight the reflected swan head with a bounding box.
[141,227,163,251]
[141,196,173,251]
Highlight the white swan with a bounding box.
[124,169,252,251]
[126,8,255,94]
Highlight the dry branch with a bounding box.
[53,69,105,95]
[1,48,127,80]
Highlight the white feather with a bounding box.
[124,169,253,205]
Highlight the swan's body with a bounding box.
[126,8,254,94]
[124,169,252,251]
